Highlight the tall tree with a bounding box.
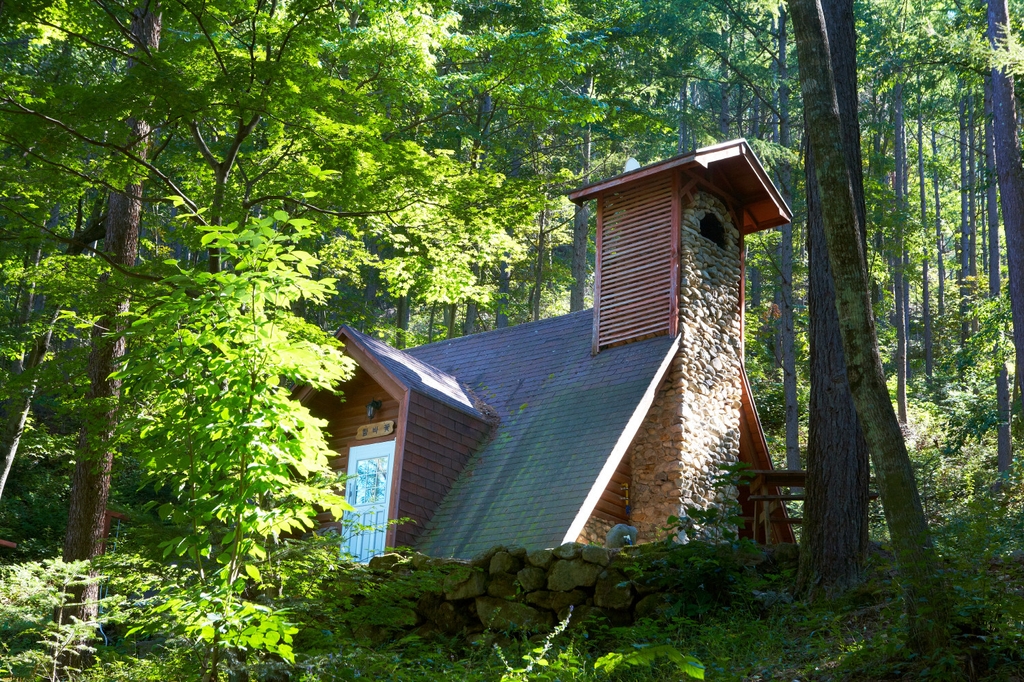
[777,8,800,471]
[788,0,949,651]
[894,82,909,423]
[796,0,870,598]
[919,98,933,379]
[988,0,1022,473]
[61,0,161,634]
[0,310,58,505]
[969,96,979,334]
[0,205,106,506]
[983,81,1010,472]
[959,93,971,347]
[933,127,946,320]
[571,74,594,313]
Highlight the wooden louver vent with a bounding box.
[594,175,677,352]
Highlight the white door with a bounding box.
[342,440,395,562]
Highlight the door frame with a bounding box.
[344,439,397,560]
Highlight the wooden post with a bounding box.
[670,172,681,337]
[592,195,604,355]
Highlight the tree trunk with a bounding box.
[796,0,870,600]
[189,113,261,274]
[571,75,593,313]
[984,80,1011,472]
[960,94,970,347]
[933,127,946,319]
[919,105,933,378]
[988,0,1023,472]
[895,262,908,422]
[10,240,45,375]
[720,55,729,137]
[533,211,546,322]
[446,303,456,339]
[2,204,106,508]
[903,252,911,379]
[0,310,58,505]
[61,5,161,638]
[982,166,989,281]
[496,261,510,329]
[677,78,689,153]
[800,146,871,598]
[987,81,1000,296]
[775,9,799,471]
[396,293,409,349]
[463,301,477,336]
[894,83,908,424]
[788,0,949,651]
[969,96,979,334]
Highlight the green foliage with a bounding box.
[666,461,753,543]
[495,607,583,681]
[269,537,450,649]
[0,559,107,680]
[595,644,705,679]
[0,421,75,561]
[107,213,355,672]
[1,0,1024,679]
[623,541,749,622]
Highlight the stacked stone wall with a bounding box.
[355,540,785,642]
[627,191,744,541]
[364,542,698,638]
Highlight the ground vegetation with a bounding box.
[2,0,1024,678]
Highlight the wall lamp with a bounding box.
[366,399,383,420]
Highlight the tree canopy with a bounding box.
[3,0,1024,677]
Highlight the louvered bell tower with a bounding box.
[569,139,791,354]
[568,139,793,544]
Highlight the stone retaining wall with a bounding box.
[369,541,664,636]
[358,538,788,641]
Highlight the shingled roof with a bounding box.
[397,311,677,558]
[341,325,484,420]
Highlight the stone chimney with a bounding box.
[569,139,791,543]
[627,191,743,541]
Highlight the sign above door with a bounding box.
[355,420,395,440]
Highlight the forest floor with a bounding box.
[5,534,1023,682]
[294,544,1024,682]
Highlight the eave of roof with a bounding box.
[567,139,793,234]
[337,326,484,420]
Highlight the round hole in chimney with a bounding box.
[699,213,726,249]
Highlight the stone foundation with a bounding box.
[577,515,616,546]
[628,191,744,541]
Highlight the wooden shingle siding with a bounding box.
[306,360,492,548]
[396,391,490,546]
[596,175,677,350]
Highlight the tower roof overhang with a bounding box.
[568,139,793,234]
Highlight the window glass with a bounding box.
[355,456,388,505]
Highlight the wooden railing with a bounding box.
[745,469,877,544]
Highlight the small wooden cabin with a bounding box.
[300,139,794,560]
